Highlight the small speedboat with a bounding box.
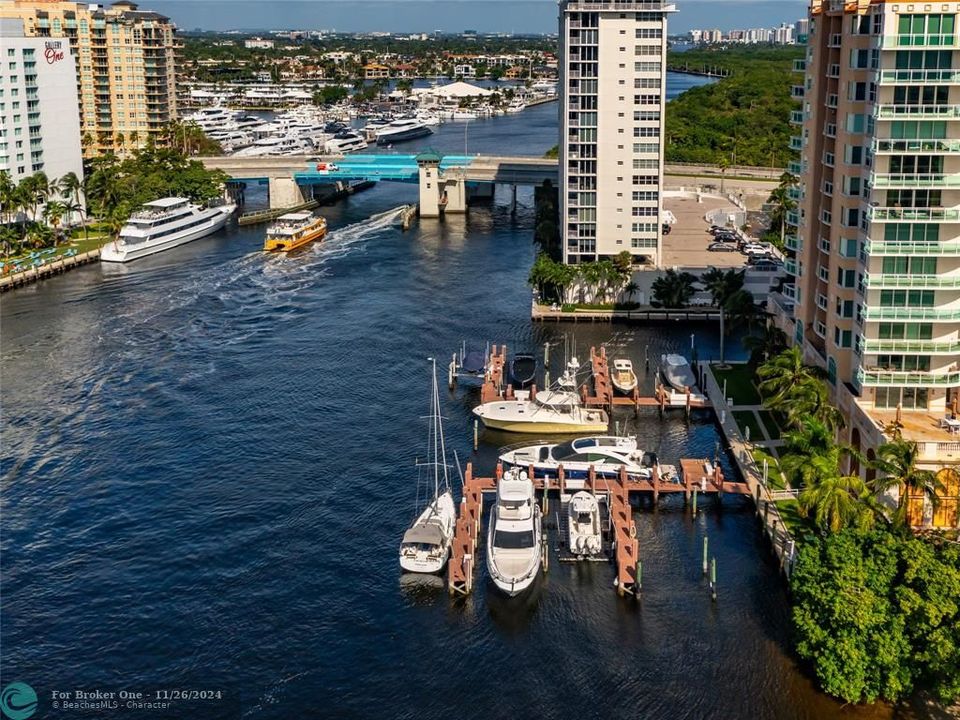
[611,358,638,394]
[499,435,658,481]
[661,354,699,392]
[486,470,542,596]
[567,492,602,558]
[510,352,537,387]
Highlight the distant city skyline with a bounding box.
[149,0,807,35]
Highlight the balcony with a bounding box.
[787,185,803,201]
[883,34,960,48]
[873,138,960,154]
[864,273,960,289]
[864,307,960,321]
[878,69,960,84]
[864,240,960,256]
[867,207,960,222]
[788,160,804,176]
[791,85,805,100]
[789,135,804,151]
[786,210,801,227]
[785,234,801,252]
[861,337,960,354]
[793,59,806,73]
[564,1,677,9]
[790,110,805,125]
[875,104,960,120]
[785,258,801,277]
[857,368,960,388]
[870,173,960,189]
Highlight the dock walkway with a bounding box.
[0,249,101,292]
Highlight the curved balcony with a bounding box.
[864,273,960,289]
[864,306,960,321]
[873,139,960,154]
[863,240,960,256]
[878,69,960,84]
[875,104,960,119]
[867,207,960,222]
[870,173,960,189]
[861,337,960,354]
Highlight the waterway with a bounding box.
[0,75,897,719]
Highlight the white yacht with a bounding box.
[415,112,442,126]
[324,130,368,154]
[567,492,603,558]
[100,197,235,263]
[611,358,638,394]
[376,118,433,145]
[499,435,659,483]
[232,135,314,157]
[486,470,542,596]
[505,98,526,114]
[185,105,236,130]
[473,389,608,434]
[660,354,699,392]
[399,361,457,574]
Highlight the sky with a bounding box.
[148,0,808,35]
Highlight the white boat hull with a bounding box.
[399,492,456,574]
[486,503,542,597]
[100,206,235,263]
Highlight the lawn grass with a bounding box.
[733,410,765,441]
[752,447,785,490]
[2,234,106,267]
[758,410,782,440]
[711,363,761,405]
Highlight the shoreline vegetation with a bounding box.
[719,344,960,707]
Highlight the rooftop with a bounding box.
[661,195,751,270]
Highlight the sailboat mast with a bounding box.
[431,358,440,499]
[435,360,450,492]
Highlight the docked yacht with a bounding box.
[499,435,658,481]
[486,470,542,596]
[324,130,368,154]
[399,361,457,574]
[100,197,235,263]
[567,492,603,558]
[611,358,638,394]
[233,134,314,157]
[472,389,608,434]
[376,118,433,145]
[661,354,699,392]
[263,212,327,253]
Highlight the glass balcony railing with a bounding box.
[870,173,960,189]
[790,110,805,125]
[878,69,960,84]
[873,138,960,154]
[864,273,960,289]
[875,104,960,119]
[793,59,806,73]
[863,240,960,256]
[883,34,960,48]
[785,258,800,277]
[864,306,960,321]
[786,210,800,227]
[867,207,960,222]
[861,337,960,354]
[787,185,803,201]
[787,160,804,176]
[857,368,960,387]
[789,136,804,151]
[785,234,801,252]
[791,85,805,100]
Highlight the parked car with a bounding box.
[708,242,739,252]
[741,243,770,256]
[749,260,784,272]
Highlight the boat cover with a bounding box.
[462,350,486,374]
[662,354,698,391]
[402,520,445,546]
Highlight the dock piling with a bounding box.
[473,420,478,451]
[710,557,717,601]
[702,536,709,575]
[636,559,642,595]
[692,487,698,515]
[544,341,550,367]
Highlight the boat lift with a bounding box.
[448,341,491,389]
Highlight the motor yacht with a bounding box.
[567,492,602,558]
[611,359,638,394]
[376,118,433,145]
[499,435,659,482]
[661,354,699,392]
[100,197,235,263]
[324,130,368,154]
[486,470,542,596]
[472,389,609,434]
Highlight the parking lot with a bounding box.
[662,195,760,269]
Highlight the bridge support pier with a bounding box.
[268,176,305,210]
[442,175,466,214]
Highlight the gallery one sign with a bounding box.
[44,40,65,64]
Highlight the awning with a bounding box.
[402,521,444,546]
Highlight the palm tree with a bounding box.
[717,156,730,194]
[651,269,697,308]
[42,200,67,242]
[757,347,825,409]
[623,280,639,304]
[744,322,788,367]
[0,171,15,225]
[700,267,744,307]
[868,438,944,529]
[799,456,875,533]
[27,171,51,222]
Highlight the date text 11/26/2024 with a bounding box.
[49,688,224,711]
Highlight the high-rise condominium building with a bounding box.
[0,0,179,158]
[0,18,83,186]
[558,0,675,265]
[777,0,960,522]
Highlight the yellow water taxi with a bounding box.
[263,212,327,252]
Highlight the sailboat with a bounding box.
[399,360,457,574]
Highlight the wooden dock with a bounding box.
[448,460,747,598]
[0,249,101,292]
[582,346,711,413]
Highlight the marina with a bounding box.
[0,81,898,720]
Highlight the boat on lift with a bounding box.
[399,360,456,574]
[472,389,609,434]
[567,492,602,558]
[486,469,542,596]
[611,358,638,394]
[509,352,537,387]
[660,354,699,392]
[499,435,659,480]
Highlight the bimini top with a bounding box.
[402,520,445,546]
[144,197,189,209]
